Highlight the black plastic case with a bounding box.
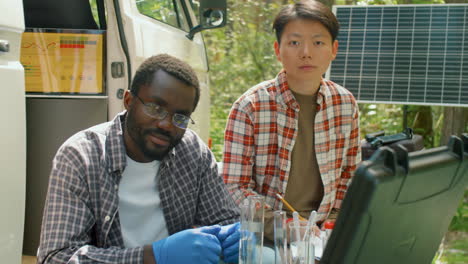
[321,134,468,264]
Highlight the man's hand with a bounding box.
[217,222,240,264]
[152,225,222,264]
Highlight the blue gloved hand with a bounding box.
[217,222,240,263]
[152,225,222,264]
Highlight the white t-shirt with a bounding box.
[118,155,169,247]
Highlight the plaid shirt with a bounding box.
[222,71,361,222]
[38,111,239,264]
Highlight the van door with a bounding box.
[108,0,211,141]
[0,1,26,263]
[21,0,108,255]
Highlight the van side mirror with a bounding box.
[186,0,227,40]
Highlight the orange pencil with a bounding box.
[275,193,306,221]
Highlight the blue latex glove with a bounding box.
[152,225,222,264]
[217,222,240,263]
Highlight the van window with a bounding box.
[189,0,199,21]
[89,0,100,27]
[136,0,190,31]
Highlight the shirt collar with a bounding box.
[275,70,298,110]
[316,80,328,106]
[275,70,327,109]
[106,111,128,173]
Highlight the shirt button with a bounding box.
[104,215,111,222]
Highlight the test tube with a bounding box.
[273,210,287,264]
[239,195,264,264]
[239,199,250,264]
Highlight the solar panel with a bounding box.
[328,4,468,107]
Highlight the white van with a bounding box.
[0,0,227,262]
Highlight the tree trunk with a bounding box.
[412,106,434,147]
[440,107,468,146]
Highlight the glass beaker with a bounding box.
[288,221,315,264]
[239,195,265,264]
[274,210,287,264]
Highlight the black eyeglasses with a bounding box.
[132,93,195,129]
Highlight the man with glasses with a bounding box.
[38,54,240,264]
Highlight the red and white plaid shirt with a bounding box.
[222,71,361,222]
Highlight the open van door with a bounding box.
[0,1,26,263]
[21,0,227,256]
[107,0,226,141]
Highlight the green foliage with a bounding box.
[89,0,99,25]
[438,234,468,264]
[359,104,403,137]
[360,103,445,149]
[136,0,175,21]
[205,0,288,160]
[449,190,468,232]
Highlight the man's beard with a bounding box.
[126,112,183,161]
[140,128,182,160]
